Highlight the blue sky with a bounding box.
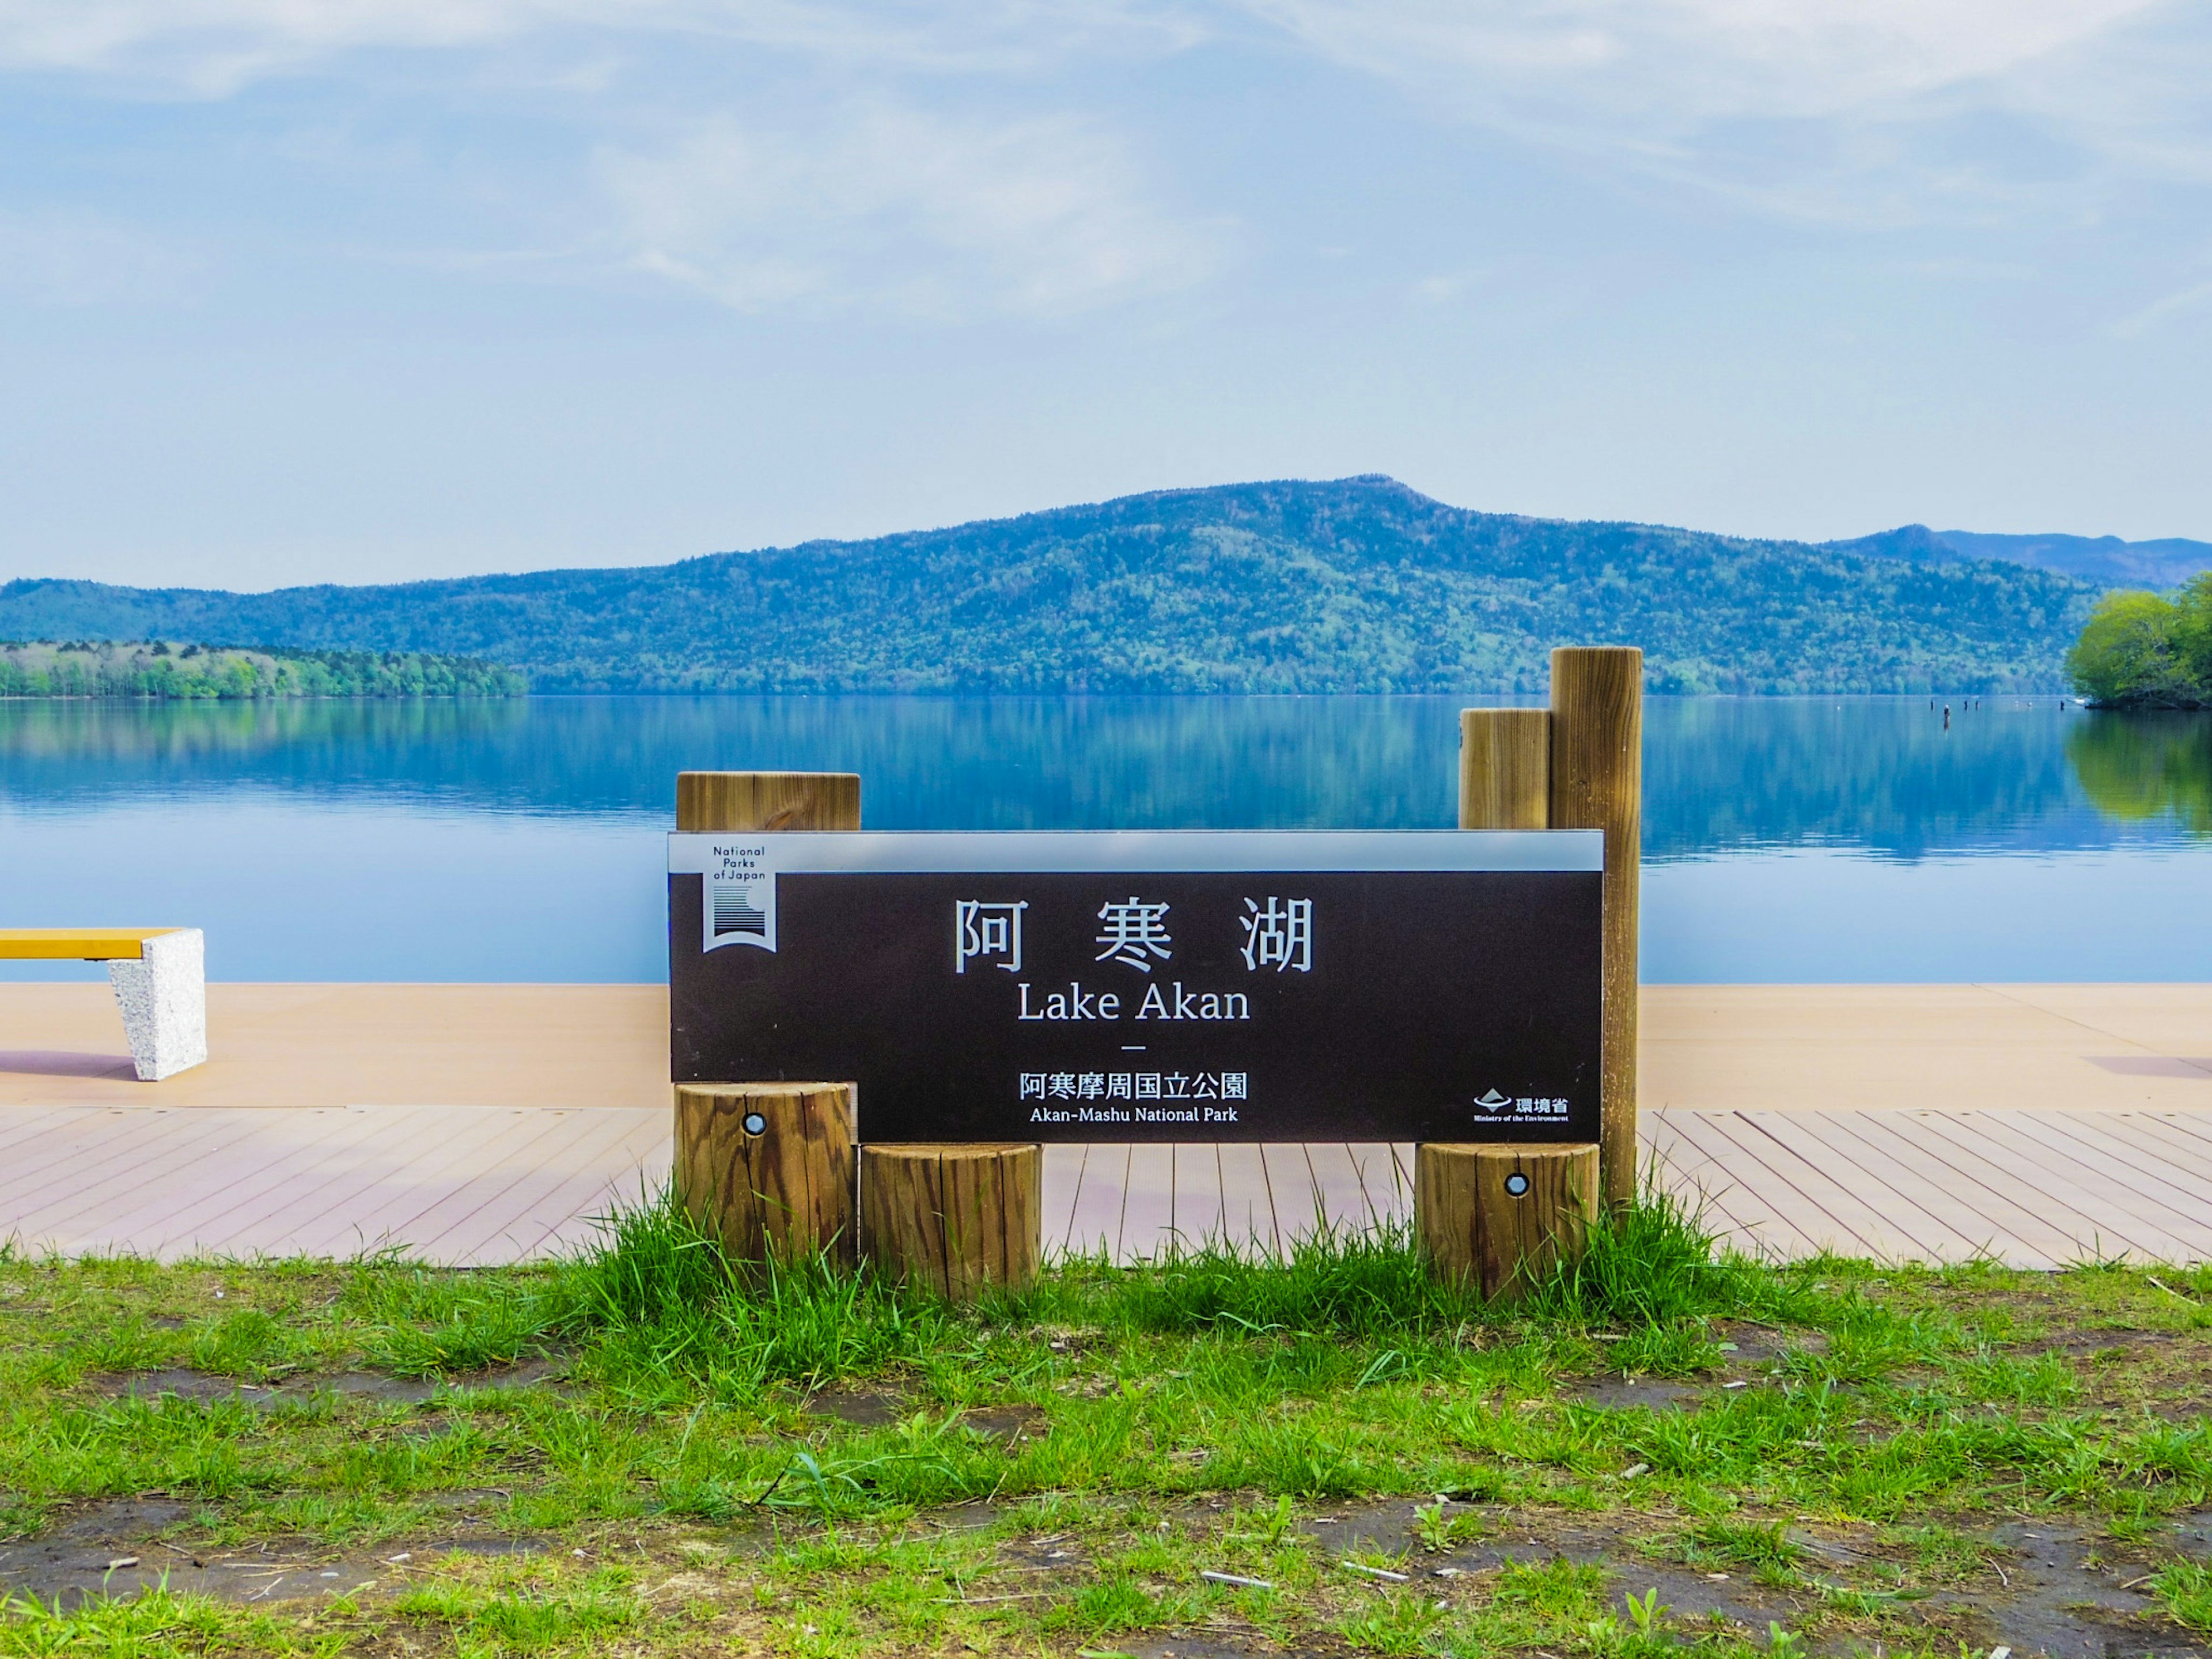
[2,0,2209,589]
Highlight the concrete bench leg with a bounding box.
[107,929,207,1081]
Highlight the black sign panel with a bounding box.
[669,831,1603,1144]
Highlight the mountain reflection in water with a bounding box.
[3,695,2207,982]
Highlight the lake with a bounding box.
[4,695,2209,983]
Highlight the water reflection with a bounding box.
[7,696,2212,982]
[1,694,2207,856]
[2067,713,2212,835]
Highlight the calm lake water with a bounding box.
[5,695,2209,983]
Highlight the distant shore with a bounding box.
[0,641,525,699]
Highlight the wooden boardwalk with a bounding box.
[5,1108,2211,1270]
[2,982,2210,1268]
[0,1105,669,1266]
[1651,1107,2212,1267]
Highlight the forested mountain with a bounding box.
[1825,524,2212,589]
[0,476,2101,694]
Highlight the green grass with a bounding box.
[3,1188,2211,1656]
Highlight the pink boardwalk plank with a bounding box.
[253,1107,568,1259]
[255,1108,589,1261]
[1058,1145,1133,1261]
[1213,1145,1281,1256]
[1041,1147,1086,1258]
[403,1110,640,1262]
[1113,1145,1177,1259]
[0,1110,271,1241]
[1911,1112,2196,1262]
[440,1112,669,1266]
[531,1132,675,1260]
[112,1109,417,1257]
[0,1107,260,1221]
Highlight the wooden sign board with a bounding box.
[669,830,1602,1145]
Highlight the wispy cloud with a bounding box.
[1229,0,2211,224]
[597,103,1222,317]
[0,0,1197,93]
[2112,275,2212,338]
[4,0,2207,314]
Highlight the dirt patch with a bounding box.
[437,1357,571,1396]
[1568,1376,1705,1411]
[412,1489,514,1513]
[296,1372,444,1406]
[81,1358,568,1414]
[1293,1504,2212,1657]
[0,1535,386,1611]
[437,1537,546,1557]
[0,1501,551,1611]
[83,1369,285,1410]
[1713,1321,1825,1365]
[963,1404,1050,1445]
[802,1387,912,1427]
[998,1530,1085,1573]
[1120,1638,1351,1659]
[2016,1329,2183,1359]
[49,1498,193,1543]
[1961,1522,2191,1658]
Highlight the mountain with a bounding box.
[1824,525,2212,589]
[0,476,2102,694]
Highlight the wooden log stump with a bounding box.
[1548,647,1643,1212]
[676,1082,856,1266]
[1416,1142,1598,1302]
[861,1143,1040,1301]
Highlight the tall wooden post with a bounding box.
[1418,709,1599,1298]
[677,771,860,835]
[675,772,862,1263]
[1547,649,1643,1211]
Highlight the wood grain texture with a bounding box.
[1548,646,1643,1210]
[1459,710,1551,830]
[675,1083,856,1264]
[1416,1141,1597,1301]
[861,1142,1040,1300]
[676,772,861,833]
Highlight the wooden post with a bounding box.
[677,770,860,834]
[1416,1143,1597,1301]
[861,1143,1041,1301]
[675,1083,856,1264]
[1459,708,1551,830]
[1547,647,1643,1212]
[1423,708,1599,1294]
[675,770,862,1263]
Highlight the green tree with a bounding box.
[2065,589,2202,707]
[2169,571,2212,691]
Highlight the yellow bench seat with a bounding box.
[1,927,206,1080]
[0,928,183,961]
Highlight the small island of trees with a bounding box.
[0,640,525,699]
[2066,574,2212,708]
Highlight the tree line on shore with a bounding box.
[0,640,525,699]
[2067,575,2212,709]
